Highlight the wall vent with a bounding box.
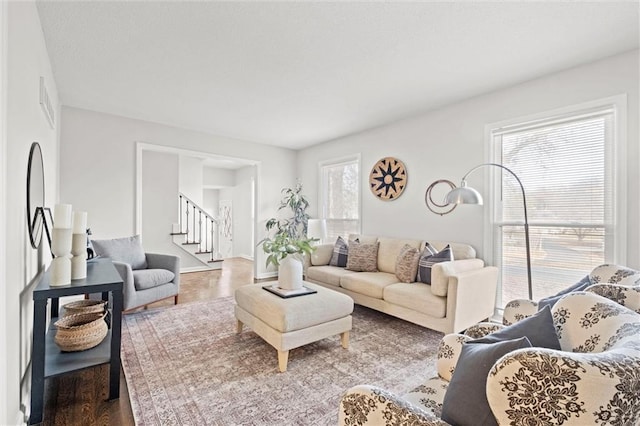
[39,76,55,129]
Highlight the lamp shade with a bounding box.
[444,183,484,205]
[307,219,327,242]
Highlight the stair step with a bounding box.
[182,242,201,245]
[209,259,224,263]
[170,232,187,236]
[195,251,212,254]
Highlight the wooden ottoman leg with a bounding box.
[340,331,350,349]
[277,350,289,372]
[236,319,243,334]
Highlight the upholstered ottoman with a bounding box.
[234,281,354,372]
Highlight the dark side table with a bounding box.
[29,258,123,425]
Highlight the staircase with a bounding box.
[171,193,224,270]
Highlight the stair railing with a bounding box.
[173,193,220,262]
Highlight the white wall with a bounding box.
[179,155,204,206]
[203,188,220,217]
[203,167,234,188]
[60,107,297,278]
[140,150,201,269]
[2,2,60,424]
[297,50,640,269]
[233,166,255,259]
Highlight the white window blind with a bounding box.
[320,158,360,243]
[493,108,616,306]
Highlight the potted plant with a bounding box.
[259,182,316,289]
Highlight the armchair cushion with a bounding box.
[91,235,147,270]
[133,269,175,291]
[441,337,532,426]
[474,305,561,350]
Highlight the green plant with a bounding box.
[259,182,316,268]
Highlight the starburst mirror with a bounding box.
[369,157,407,200]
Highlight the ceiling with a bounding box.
[36,1,639,150]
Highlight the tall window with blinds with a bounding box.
[492,107,617,307]
[320,157,360,243]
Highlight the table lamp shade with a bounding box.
[307,219,327,242]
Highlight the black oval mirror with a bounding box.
[27,142,45,249]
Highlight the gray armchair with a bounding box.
[90,235,180,312]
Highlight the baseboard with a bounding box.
[180,266,214,274]
[238,254,254,261]
[254,271,277,282]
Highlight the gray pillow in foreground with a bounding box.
[473,304,561,350]
[91,235,147,270]
[441,337,532,426]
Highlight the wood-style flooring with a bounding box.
[39,257,255,426]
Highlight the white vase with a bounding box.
[278,256,303,290]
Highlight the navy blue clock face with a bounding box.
[369,157,407,200]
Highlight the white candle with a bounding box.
[53,204,72,229]
[72,211,87,234]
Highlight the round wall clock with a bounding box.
[369,157,407,200]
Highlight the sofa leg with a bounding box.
[236,319,243,334]
[341,331,350,349]
[277,350,289,372]
[174,295,179,305]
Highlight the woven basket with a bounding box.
[54,312,108,352]
[62,299,107,316]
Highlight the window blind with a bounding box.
[493,110,614,305]
[321,159,360,243]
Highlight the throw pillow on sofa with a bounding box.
[346,241,379,272]
[417,243,453,284]
[395,244,420,283]
[329,236,349,267]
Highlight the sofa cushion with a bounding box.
[346,241,379,272]
[395,244,420,283]
[133,269,175,291]
[417,244,453,284]
[473,305,560,349]
[310,244,333,266]
[340,272,399,299]
[441,337,532,426]
[306,265,356,287]
[91,235,147,270]
[329,236,349,267]
[377,237,422,274]
[383,283,447,318]
[348,234,378,245]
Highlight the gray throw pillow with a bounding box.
[473,305,561,349]
[91,235,147,270]
[537,275,591,310]
[417,243,453,284]
[329,236,349,267]
[441,337,532,426]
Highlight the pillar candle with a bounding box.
[72,211,87,234]
[53,204,72,229]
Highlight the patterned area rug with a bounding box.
[121,295,443,425]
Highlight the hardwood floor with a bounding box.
[39,258,255,426]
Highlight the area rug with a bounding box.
[121,296,443,425]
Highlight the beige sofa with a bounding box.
[304,235,498,334]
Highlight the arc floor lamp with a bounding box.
[444,163,533,300]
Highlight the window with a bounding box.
[488,99,625,308]
[320,156,360,243]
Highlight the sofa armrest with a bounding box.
[339,385,450,426]
[445,266,499,334]
[145,253,181,288]
[112,260,135,304]
[431,259,485,297]
[487,347,640,425]
[502,298,538,325]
